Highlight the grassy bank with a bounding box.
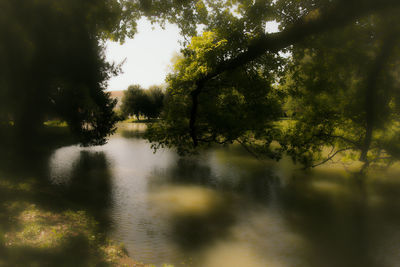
[121,118,159,124]
[0,173,149,266]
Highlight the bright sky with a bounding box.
[105,18,183,91]
[105,19,279,91]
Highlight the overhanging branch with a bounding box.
[189,0,400,146]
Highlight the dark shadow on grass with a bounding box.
[1,234,110,267]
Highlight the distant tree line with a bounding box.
[121,85,165,120]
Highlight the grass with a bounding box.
[0,169,175,267]
[0,176,148,267]
[122,118,159,123]
[43,120,68,127]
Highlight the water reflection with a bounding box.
[49,146,81,185]
[45,123,400,267]
[278,171,400,267]
[149,185,236,251]
[118,122,147,139]
[48,148,113,228]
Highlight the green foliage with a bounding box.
[0,0,124,145]
[121,85,146,119]
[114,108,127,121]
[43,120,68,128]
[121,84,165,120]
[147,31,284,156]
[280,13,400,167]
[146,85,165,118]
[145,0,400,169]
[122,0,279,44]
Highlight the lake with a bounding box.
[46,123,400,267]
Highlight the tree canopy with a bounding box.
[279,13,400,167]
[145,0,400,169]
[0,0,140,145]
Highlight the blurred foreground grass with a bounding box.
[0,171,150,267]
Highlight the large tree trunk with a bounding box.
[359,34,398,162]
[13,95,45,146]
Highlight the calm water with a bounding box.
[47,123,400,267]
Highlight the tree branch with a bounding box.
[317,133,360,148]
[189,0,400,146]
[237,139,262,160]
[311,147,352,168]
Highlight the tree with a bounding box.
[279,14,400,168]
[0,0,138,145]
[121,85,165,120]
[147,32,284,156]
[143,85,165,119]
[146,0,400,168]
[121,85,146,119]
[181,0,400,148]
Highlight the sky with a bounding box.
[105,18,183,91]
[105,19,280,91]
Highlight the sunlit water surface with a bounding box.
[48,123,400,267]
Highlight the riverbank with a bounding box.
[0,123,151,267]
[0,156,151,267]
